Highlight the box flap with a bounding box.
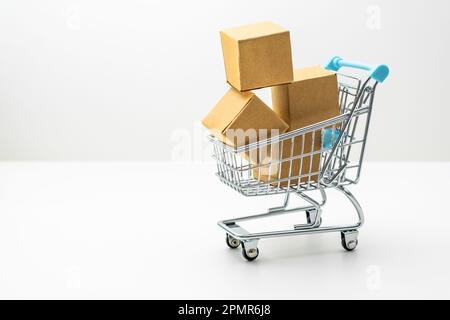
[202,87,253,134]
[221,21,288,41]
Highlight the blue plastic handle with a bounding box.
[325,56,389,83]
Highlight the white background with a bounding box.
[1,0,450,300]
[1,162,449,299]
[0,0,449,161]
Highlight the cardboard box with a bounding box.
[271,65,341,125]
[254,118,322,187]
[256,66,341,187]
[202,87,288,148]
[220,21,294,92]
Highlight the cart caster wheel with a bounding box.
[226,234,241,249]
[241,245,259,261]
[341,230,358,251]
[306,210,322,226]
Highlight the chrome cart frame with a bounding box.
[208,57,389,261]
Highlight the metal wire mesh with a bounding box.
[208,74,376,196]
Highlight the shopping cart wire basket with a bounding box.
[207,56,389,261]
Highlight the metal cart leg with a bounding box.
[336,185,364,251]
[219,186,364,261]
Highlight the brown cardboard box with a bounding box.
[271,65,341,125]
[254,117,322,187]
[220,21,294,92]
[202,87,288,148]
[256,66,341,187]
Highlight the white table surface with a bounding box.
[0,161,449,299]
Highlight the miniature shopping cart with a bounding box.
[207,57,389,261]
